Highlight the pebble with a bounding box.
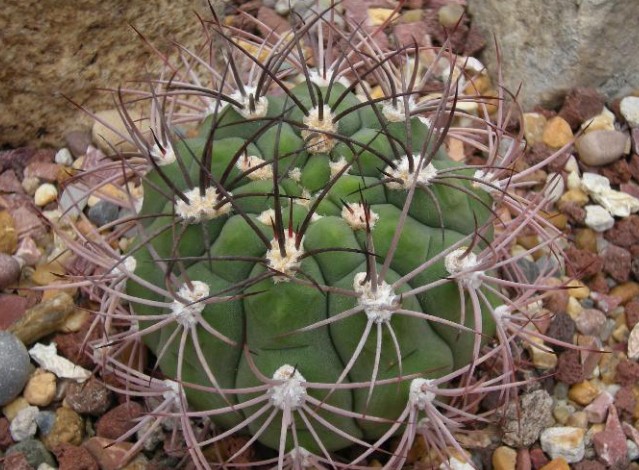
[21,175,40,195]
[9,406,39,441]
[23,369,56,407]
[566,279,590,299]
[584,204,615,232]
[14,237,41,267]
[556,349,585,384]
[42,407,84,450]
[87,200,120,227]
[502,390,554,448]
[0,253,21,289]
[492,445,517,470]
[5,438,56,468]
[0,332,31,406]
[542,116,573,148]
[96,401,144,440]
[566,411,589,429]
[29,342,91,382]
[33,183,58,207]
[83,437,138,470]
[575,130,630,166]
[54,148,74,166]
[523,112,547,144]
[559,87,605,129]
[559,188,589,206]
[581,106,616,133]
[620,96,639,128]
[539,427,585,463]
[8,292,75,346]
[65,377,112,416]
[65,129,93,157]
[575,309,606,336]
[3,396,30,421]
[628,323,639,360]
[539,457,570,470]
[592,406,629,468]
[35,410,56,436]
[52,442,99,470]
[91,109,139,154]
[602,244,631,282]
[609,281,639,304]
[0,210,18,254]
[438,4,465,28]
[568,381,600,406]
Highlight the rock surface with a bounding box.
[468,0,639,109]
[0,0,223,148]
[0,331,31,406]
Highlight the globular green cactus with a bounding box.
[71,3,566,469]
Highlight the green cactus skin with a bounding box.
[124,73,500,456]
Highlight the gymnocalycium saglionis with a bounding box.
[63,2,570,468]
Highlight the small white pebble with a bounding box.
[628,439,639,461]
[540,427,585,463]
[439,456,474,470]
[37,464,57,470]
[564,155,579,173]
[544,173,565,203]
[21,175,40,195]
[34,183,58,207]
[584,205,615,232]
[29,342,91,382]
[620,96,639,128]
[10,405,39,441]
[628,323,639,360]
[54,147,74,166]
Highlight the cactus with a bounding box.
[65,3,568,468]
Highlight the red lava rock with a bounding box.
[9,206,48,244]
[591,292,622,314]
[587,272,610,294]
[565,246,604,279]
[573,461,606,470]
[614,385,637,419]
[542,277,569,314]
[525,142,553,166]
[626,299,639,329]
[393,21,429,48]
[602,244,632,282]
[556,200,586,224]
[559,87,606,129]
[256,6,291,37]
[83,437,136,470]
[584,390,613,423]
[615,358,639,386]
[23,161,61,182]
[52,443,99,470]
[53,316,101,370]
[629,153,639,181]
[555,349,585,384]
[95,401,145,440]
[631,247,639,282]
[65,377,113,416]
[516,448,532,470]
[0,416,15,451]
[605,215,639,247]
[545,312,576,350]
[528,446,549,470]
[600,157,632,185]
[0,294,28,329]
[0,169,25,193]
[620,181,639,200]
[592,406,629,469]
[2,451,34,470]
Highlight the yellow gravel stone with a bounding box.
[610,282,639,304]
[543,116,573,148]
[368,8,396,26]
[2,397,30,421]
[523,112,548,145]
[0,211,18,254]
[568,381,600,406]
[566,279,590,299]
[566,296,584,319]
[42,406,84,449]
[566,411,589,428]
[23,369,57,407]
[31,262,66,286]
[540,457,570,470]
[34,183,58,207]
[560,188,589,206]
[492,446,517,470]
[574,228,598,252]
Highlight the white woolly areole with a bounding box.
[269,364,307,410]
[302,105,337,153]
[257,208,276,226]
[236,155,273,181]
[353,272,399,323]
[444,247,484,289]
[266,232,304,282]
[409,378,436,410]
[341,203,379,231]
[288,167,302,182]
[329,156,350,178]
[308,68,351,88]
[162,379,184,403]
[149,143,176,166]
[175,187,232,223]
[493,305,510,322]
[382,96,416,122]
[170,281,210,327]
[472,169,499,193]
[115,256,137,276]
[290,447,313,467]
[229,87,268,119]
[384,155,438,190]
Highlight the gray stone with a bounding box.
[88,200,120,227]
[5,438,56,468]
[35,410,57,436]
[0,331,31,406]
[0,253,21,290]
[468,0,639,109]
[575,130,630,166]
[501,389,555,448]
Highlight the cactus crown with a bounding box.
[67,3,565,468]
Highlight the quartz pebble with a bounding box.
[575,130,630,166]
[540,427,586,463]
[34,183,58,207]
[9,406,39,441]
[620,96,639,128]
[0,332,31,406]
[28,343,91,383]
[584,205,615,232]
[628,322,639,360]
[54,148,74,166]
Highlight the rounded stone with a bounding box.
[575,130,630,166]
[0,332,31,406]
[438,4,465,27]
[5,438,57,468]
[620,96,639,128]
[542,116,573,149]
[0,253,21,290]
[87,200,120,227]
[23,369,57,407]
[34,183,58,207]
